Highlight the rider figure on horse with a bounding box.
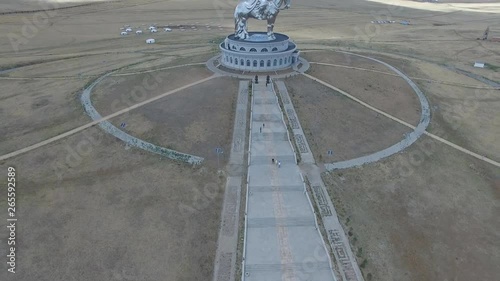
[234,0,291,40]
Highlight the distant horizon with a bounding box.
[367,0,500,13]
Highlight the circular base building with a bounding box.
[220,32,300,72]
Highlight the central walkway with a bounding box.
[242,78,336,281]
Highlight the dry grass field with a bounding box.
[0,0,498,280]
[283,74,413,162]
[0,127,226,281]
[91,66,214,116]
[106,76,239,168]
[0,78,89,153]
[323,136,499,281]
[303,46,499,281]
[303,51,422,125]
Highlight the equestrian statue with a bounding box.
[234,0,291,40]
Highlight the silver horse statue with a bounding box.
[234,0,291,40]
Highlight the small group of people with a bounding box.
[254,75,271,86]
[271,158,281,168]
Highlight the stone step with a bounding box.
[251,155,295,165]
[247,216,315,228]
[251,121,283,131]
[252,114,282,122]
[251,132,288,141]
[253,92,275,99]
[245,262,331,272]
[253,98,277,105]
[249,185,304,193]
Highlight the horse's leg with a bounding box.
[234,17,239,36]
[267,16,276,39]
[234,12,247,39]
[238,17,249,39]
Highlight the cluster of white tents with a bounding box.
[370,20,411,26]
[118,22,223,44]
[119,24,173,43]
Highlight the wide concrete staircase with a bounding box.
[241,78,336,281]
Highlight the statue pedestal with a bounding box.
[219,32,299,72]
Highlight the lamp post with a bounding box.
[215,147,224,171]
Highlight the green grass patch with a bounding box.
[486,63,500,72]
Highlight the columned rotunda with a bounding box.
[220,32,300,72]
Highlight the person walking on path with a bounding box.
[260,127,262,133]
[263,123,265,128]
[278,161,281,168]
[272,158,275,164]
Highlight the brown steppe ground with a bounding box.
[303,51,500,280]
[91,65,214,116]
[0,0,499,280]
[305,51,392,73]
[0,78,90,154]
[303,51,422,125]
[323,137,499,281]
[102,76,238,168]
[0,65,237,280]
[0,127,226,281]
[402,59,500,161]
[283,74,412,162]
